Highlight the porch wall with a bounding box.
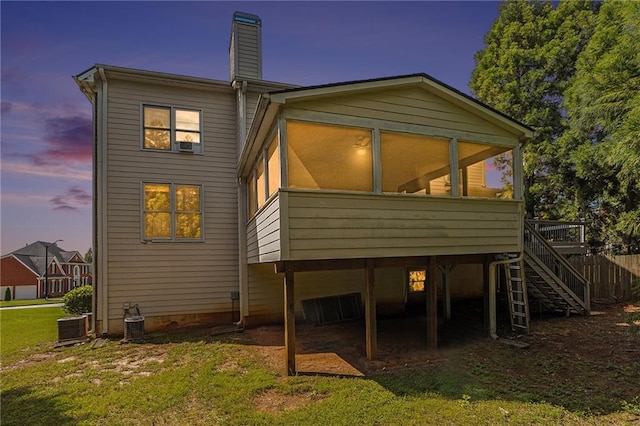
[285,190,523,260]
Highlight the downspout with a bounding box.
[487,252,523,340]
[235,80,249,325]
[98,67,109,336]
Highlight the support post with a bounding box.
[284,266,296,375]
[365,259,377,361]
[427,256,438,350]
[438,265,452,320]
[483,257,491,330]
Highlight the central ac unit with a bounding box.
[179,141,194,152]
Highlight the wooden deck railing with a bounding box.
[526,220,586,243]
[524,221,590,310]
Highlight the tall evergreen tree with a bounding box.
[470,0,598,218]
[562,0,640,253]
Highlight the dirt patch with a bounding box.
[230,300,639,382]
[254,387,327,414]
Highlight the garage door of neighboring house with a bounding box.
[15,285,37,300]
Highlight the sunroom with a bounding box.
[240,74,532,264]
[238,74,534,374]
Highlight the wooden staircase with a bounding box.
[523,221,590,316]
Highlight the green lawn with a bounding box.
[1,305,638,425]
[0,298,63,308]
[0,306,66,363]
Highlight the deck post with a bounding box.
[438,264,452,320]
[427,256,438,350]
[483,256,490,330]
[284,266,296,375]
[365,258,377,360]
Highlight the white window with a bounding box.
[142,183,203,241]
[142,105,202,154]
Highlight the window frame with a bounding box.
[140,181,205,243]
[141,104,203,154]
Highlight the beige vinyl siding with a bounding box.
[289,88,516,142]
[284,189,522,260]
[247,194,281,263]
[247,263,404,318]
[234,24,261,79]
[104,77,239,322]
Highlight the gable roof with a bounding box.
[268,73,534,136]
[240,73,535,175]
[2,241,86,277]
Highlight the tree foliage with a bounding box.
[470,0,599,218]
[562,0,640,253]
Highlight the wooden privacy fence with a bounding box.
[569,254,640,301]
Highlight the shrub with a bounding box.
[63,286,93,315]
[4,287,11,301]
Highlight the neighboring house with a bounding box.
[76,12,575,372]
[1,241,92,300]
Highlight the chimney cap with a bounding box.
[233,11,261,26]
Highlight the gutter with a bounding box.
[234,80,249,325]
[97,67,109,336]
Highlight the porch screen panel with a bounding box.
[380,131,450,195]
[458,141,513,199]
[267,136,280,196]
[287,121,372,192]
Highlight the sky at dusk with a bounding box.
[1,1,501,256]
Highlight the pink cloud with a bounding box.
[12,115,92,166]
[50,185,91,211]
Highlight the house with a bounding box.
[75,12,588,373]
[0,241,92,300]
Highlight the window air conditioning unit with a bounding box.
[178,141,194,152]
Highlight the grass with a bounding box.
[0,306,66,363]
[1,308,638,425]
[0,298,63,308]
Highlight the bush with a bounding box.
[63,286,93,315]
[4,287,11,301]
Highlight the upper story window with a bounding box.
[142,182,203,242]
[142,105,202,154]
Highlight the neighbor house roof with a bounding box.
[2,241,85,277]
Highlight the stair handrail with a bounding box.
[524,221,590,312]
